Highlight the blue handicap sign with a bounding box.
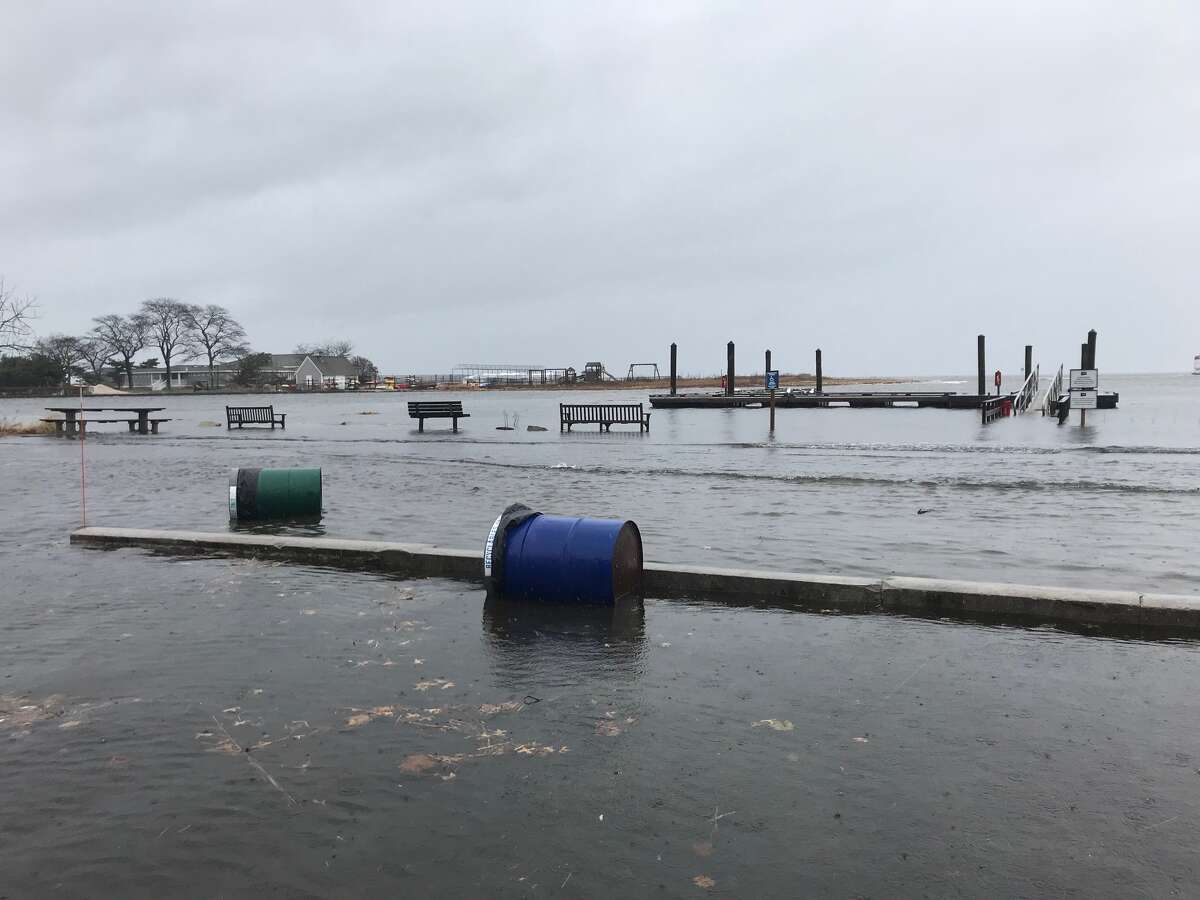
[765,370,779,390]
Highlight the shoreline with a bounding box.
[0,374,919,400]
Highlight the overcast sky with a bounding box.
[3,1,1197,375]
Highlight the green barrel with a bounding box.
[228,467,322,521]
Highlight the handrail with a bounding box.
[982,364,1039,425]
[1013,365,1039,414]
[1039,364,1064,416]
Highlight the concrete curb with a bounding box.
[69,527,1200,632]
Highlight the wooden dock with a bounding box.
[648,391,991,410]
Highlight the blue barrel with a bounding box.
[500,515,642,604]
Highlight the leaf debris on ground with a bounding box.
[752,718,794,732]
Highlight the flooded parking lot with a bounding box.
[4,549,1200,897]
[3,380,1199,896]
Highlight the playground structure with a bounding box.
[625,363,661,382]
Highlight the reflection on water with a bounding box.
[228,518,327,537]
[482,596,647,687]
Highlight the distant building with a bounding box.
[110,363,237,390]
[108,354,362,390]
[294,355,361,390]
[265,354,309,383]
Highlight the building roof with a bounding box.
[305,355,360,378]
[269,354,308,370]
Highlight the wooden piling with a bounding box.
[1086,330,1097,369]
[977,335,986,397]
[670,343,677,396]
[765,349,771,379]
[815,349,823,393]
[1024,345,1033,380]
[727,342,735,396]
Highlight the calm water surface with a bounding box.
[2,374,1199,897]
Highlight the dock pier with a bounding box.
[651,337,1006,411]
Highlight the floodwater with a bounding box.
[2,374,1200,897]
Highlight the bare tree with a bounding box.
[76,337,112,383]
[0,276,37,351]
[34,335,85,382]
[92,314,148,390]
[140,298,197,391]
[349,355,379,383]
[184,304,248,389]
[296,340,353,358]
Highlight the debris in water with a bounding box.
[0,693,66,730]
[205,716,296,806]
[399,753,452,774]
[692,841,714,857]
[514,742,566,756]
[344,706,396,728]
[480,701,524,716]
[595,720,623,737]
[852,735,870,744]
[693,875,716,890]
[752,719,794,732]
[414,679,455,692]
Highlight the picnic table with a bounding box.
[43,406,168,436]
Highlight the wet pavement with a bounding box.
[3,549,1200,897]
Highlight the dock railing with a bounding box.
[981,395,1010,424]
[982,366,1039,425]
[1013,365,1039,414]
[1039,365,1064,416]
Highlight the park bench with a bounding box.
[559,403,651,432]
[226,405,286,429]
[408,401,469,433]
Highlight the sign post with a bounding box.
[1069,369,1098,426]
[994,370,1002,396]
[765,369,779,433]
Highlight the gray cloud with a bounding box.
[3,1,1197,374]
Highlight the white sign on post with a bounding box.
[1070,369,1098,390]
[1070,389,1098,409]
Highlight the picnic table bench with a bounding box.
[560,403,651,432]
[226,405,286,429]
[408,401,469,433]
[43,407,169,436]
